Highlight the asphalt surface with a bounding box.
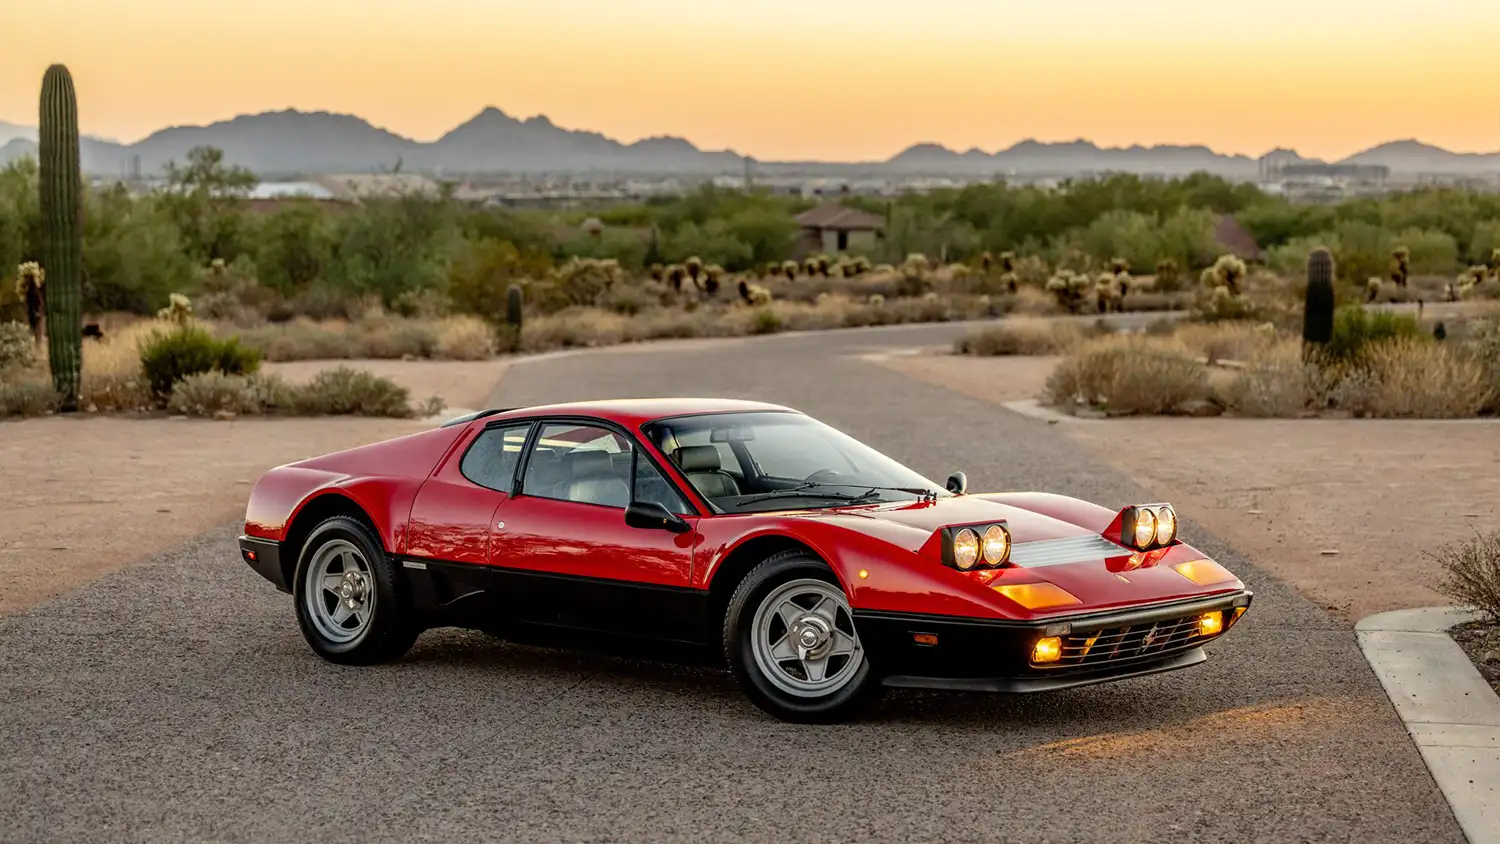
[0,321,1462,843]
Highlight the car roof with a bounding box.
[478,398,798,429]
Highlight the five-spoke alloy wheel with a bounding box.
[726,550,880,722]
[293,515,419,665]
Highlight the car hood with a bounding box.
[801,495,1094,552]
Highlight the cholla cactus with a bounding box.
[747,284,773,306]
[1000,271,1019,294]
[977,293,994,316]
[1046,271,1090,314]
[980,251,993,272]
[158,292,193,326]
[903,253,930,274]
[684,256,703,285]
[648,263,664,281]
[209,258,227,276]
[814,254,831,277]
[666,264,687,291]
[802,256,820,277]
[868,293,886,307]
[1110,257,1130,276]
[703,264,724,296]
[1389,247,1410,288]
[1155,257,1180,287]
[1491,248,1500,274]
[1094,272,1121,313]
[999,251,1017,274]
[948,263,972,280]
[1210,255,1247,295]
[14,262,44,298]
[554,257,624,306]
[852,255,872,274]
[1365,277,1383,303]
[781,259,798,280]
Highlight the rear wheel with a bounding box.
[724,550,880,722]
[293,515,419,665]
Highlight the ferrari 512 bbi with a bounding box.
[239,398,1251,722]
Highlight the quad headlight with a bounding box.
[1119,503,1178,551]
[942,522,1012,570]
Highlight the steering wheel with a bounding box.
[803,469,845,485]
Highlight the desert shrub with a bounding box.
[0,321,35,370]
[139,324,261,402]
[167,371,279,417]
[1325,306,1423,363]
[1221,342,1331,417]
[955,319,1083,356]
[1466,315,1500,414]
[290,366,414,417]
[1046,336,1210,415]
[434,316,496,360]
[1435,531,1500,623]
[749,307,783,335]
[1358,338,1491,418]
[0,377,60,416]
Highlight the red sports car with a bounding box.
[239,398,1251,722]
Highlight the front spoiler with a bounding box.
[855,590,1251,692]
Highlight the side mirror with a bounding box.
[625,500,692,534]
[945,472,968,495]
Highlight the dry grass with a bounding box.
[1220,340,1331,417]
[233,313,497,362]
[1359,338,1493,418]
[1175,321,1278,365]
[1046,335,1210,415]
[955,318,1085,356]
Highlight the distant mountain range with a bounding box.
[2,108,1498,179]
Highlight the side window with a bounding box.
[522,423,632,508]
[459,424,531,492]
[634,451,692,515]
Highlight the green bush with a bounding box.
[0,377,61,416]
[291,366,414,417]
[1325,306,1423,363]
[167,371,287,417]
[0,321,35,370]
[139,324,261,401]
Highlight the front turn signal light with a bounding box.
[1198,611,1224,636]
[994,582,1083,610]
[1032,636,1063,663]
[1171,559,1237,586]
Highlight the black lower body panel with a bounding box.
[855,591,1251,693]
[238,536,288,593]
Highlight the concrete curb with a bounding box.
[1001,399,1075,424]
[1357,606,1499,843]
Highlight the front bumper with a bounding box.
[855,590,1252,693]
[238,535,289,593]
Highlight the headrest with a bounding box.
[568,450,613,477]
[674,445,721,473]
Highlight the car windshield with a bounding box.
[643,411,948,514]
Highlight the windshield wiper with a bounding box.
[738,483,871,506]
[797,483,941,503]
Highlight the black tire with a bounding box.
[724,550,881,723]
[292,515,420,665]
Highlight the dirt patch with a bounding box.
[2,358,513,616]
[866,349,1059,405]
[1451,620,1500,695]
[263,358,511,413]
[878,352,1500,623]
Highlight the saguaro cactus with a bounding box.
[505,284,523,331]
[40,64,84,410]
[1303,247,1336,352]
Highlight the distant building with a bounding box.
[793,203,886,254]
[314,173,441,200]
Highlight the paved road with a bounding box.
[0,322,1461,843]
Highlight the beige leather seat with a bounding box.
[564,451,630,507]
[672,446,740,498]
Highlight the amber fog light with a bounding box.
[1198,611,1224,636]
[1032,636,1063,664]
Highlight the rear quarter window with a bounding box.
[460,424,531,492]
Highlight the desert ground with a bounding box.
[1,319,1485,841]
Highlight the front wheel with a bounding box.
[293,515,419,665]
[724,551,880,722]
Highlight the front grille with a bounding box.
[1040,613,1207,670]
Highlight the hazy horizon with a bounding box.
[6,0,1497,162]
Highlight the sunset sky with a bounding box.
[5,0,1497,161]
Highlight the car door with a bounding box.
[489,420,702,642]
[405,422,532,609]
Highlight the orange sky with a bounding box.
[5,0,1497,161]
